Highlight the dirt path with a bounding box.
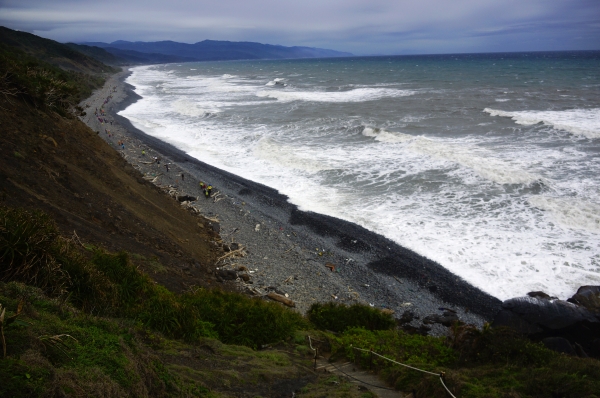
[316,358,405,398]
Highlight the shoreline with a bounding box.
[80,68,502,330]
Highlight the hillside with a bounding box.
[2,27,600,398]
[0,26,117,74]
[64,42,128,66]
[81,39,353,61]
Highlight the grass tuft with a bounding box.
[307,302,396,332]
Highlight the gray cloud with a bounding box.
[1,0,598,54]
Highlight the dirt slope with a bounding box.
[0,96,223,292]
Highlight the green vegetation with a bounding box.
[307,302,396,332]
[2,209,600,397]
[0,38,111,116]
[0,281,219,397]
[0,207,305,348]
[65,42,126,66]
[0,26,117,74]
[318,325,600,398]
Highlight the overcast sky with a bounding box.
[2,0,599,55]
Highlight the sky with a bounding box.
[1,0,599,55]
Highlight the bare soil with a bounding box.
[0,90,225,293]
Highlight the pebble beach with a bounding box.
[79,69,503,333]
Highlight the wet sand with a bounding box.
[80,68,502,332]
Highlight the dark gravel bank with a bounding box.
[83,69,503,333]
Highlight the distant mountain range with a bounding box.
[0,25,352,68]
[76,39,353,64]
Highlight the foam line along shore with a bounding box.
[116,54,600,302]
[79,68,503,329]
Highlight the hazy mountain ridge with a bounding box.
[67,42,198,65]
[81,39,353,61]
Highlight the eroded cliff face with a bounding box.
[0,95,223,292]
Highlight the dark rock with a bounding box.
[210,222,220,233]
[568,286,600,317]
[591,339,600,358]
[402,324,430,335]
[492,294,600,359]
[494,296,598,331]
[574,343,589,358]
[541,337,576,356]
[240,273,251,282]
[216,269,237,280]
[177,194,197,202]
[229,242,240,251]
[438,307,457,313]
[397,310,415,325]
[423,311,459,327]
[492,306,544,334]
[527,291,558,300]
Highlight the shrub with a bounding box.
[307,302,395,332]
[450,323,555,367]
[91,250,150,308]
[0,207,69,295]
[0,43,108,114]
[0,207,305,349]
[181,289,306,348]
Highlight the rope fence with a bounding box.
[327,361,396,391]
[307,336,456,397]
[352,345,457,398]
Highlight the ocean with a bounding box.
[118,51,600,301]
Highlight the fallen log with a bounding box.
[267,292,295,307]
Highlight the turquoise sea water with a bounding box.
[119,51,600,300]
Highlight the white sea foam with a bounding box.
[119,61,600,302]
[256,88,414,103]
[484,108,600,139]
[265,78,286,86]
[362,127,543,185]
[254,138,331,173]
[172,99,220,117]
[528,196,600,232]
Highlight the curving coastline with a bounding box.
[80,68,502,330]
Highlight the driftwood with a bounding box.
[204,215,220,223]
[216,246,246,262]
[267,292,295,307]
[143,173,163,181]
[221,227,239,238]
[71,230,85,248]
